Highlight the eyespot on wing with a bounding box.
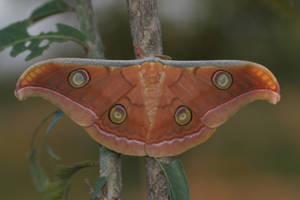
[201,62,280,128]
[14,60,99,127]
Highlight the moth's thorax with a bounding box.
[139,62,166,126]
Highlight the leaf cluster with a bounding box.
[0,0,87,61]
[29,110,106,200]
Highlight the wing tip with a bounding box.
[201,89,281,128]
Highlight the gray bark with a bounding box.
[127,1,172,200]
[68,0,122,199]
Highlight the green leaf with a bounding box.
[42,179,69,200]
[0,0,86,61]
[29,148,48,192]
[0,20,87,61]
[42,161,97,200]
[28,111,98,199]
[30,110,59,150]
[90,177,107,200]
[29,110,63,192]
[30,0,71,22]
[158,159,190,200]
[29,151,97,200]
[45,110,64,160]
[29,145,69,200]
[64,184,71,200]
[56,161,96,180]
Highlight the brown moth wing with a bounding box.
[188,63,279,128]
[15,58,281,157]
[15,62,148,156]
[86,67,149,156]
[146,66,215,156]
[146,63,280,157]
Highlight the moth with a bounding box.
[15,57,280,157]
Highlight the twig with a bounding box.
[84,178,94,194]
[99,146,122,200]
[66,0,105,58]
[126,0,172,199]
[127,0,163,57]
[66,0,122,199]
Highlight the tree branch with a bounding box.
[66,0,122,199]
[66,0,104,58]
[126,1,172,199]
[127,0,163,57]
[99,146,122,200]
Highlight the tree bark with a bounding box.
[127,0,163,57]
[68,0,122,199]
[68,0,105,58]
[126,1,172,200]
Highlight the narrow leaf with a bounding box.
[45,110,64,160]
[158,159,190,200]
[43,180,69,200]
[0,20,30,51]
[0,21,87,61]
[29,148,48,192]
[30,110,59,150]
[64,184,71,200]
[30,0,71,22]
[43,161,97,200]
[0,0,84,61]
[90,177,107,200]
[28,110,63,193]
[56,161,96,180]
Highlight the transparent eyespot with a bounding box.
[174,105,192,126]
[68,69,90,88]
[212,70,233,90]
[109,104,127,124]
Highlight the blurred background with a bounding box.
[1,0,300,199]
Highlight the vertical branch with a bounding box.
[127,0,163,57]
[99,146,122,199]
[66,0,122,199]
[145,157,172,200]
[126,1,172,200]
[67,0,104,58]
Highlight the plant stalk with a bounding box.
[67,0,122,199]
[126,0,172,199]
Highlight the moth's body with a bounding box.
[15,57,280,157]
[140,62,164,126]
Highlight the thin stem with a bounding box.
[99,147,122,199]
[127,0,163,57]
[126,0,172,199]
[66,0,122,199]
[66,0,105,58]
